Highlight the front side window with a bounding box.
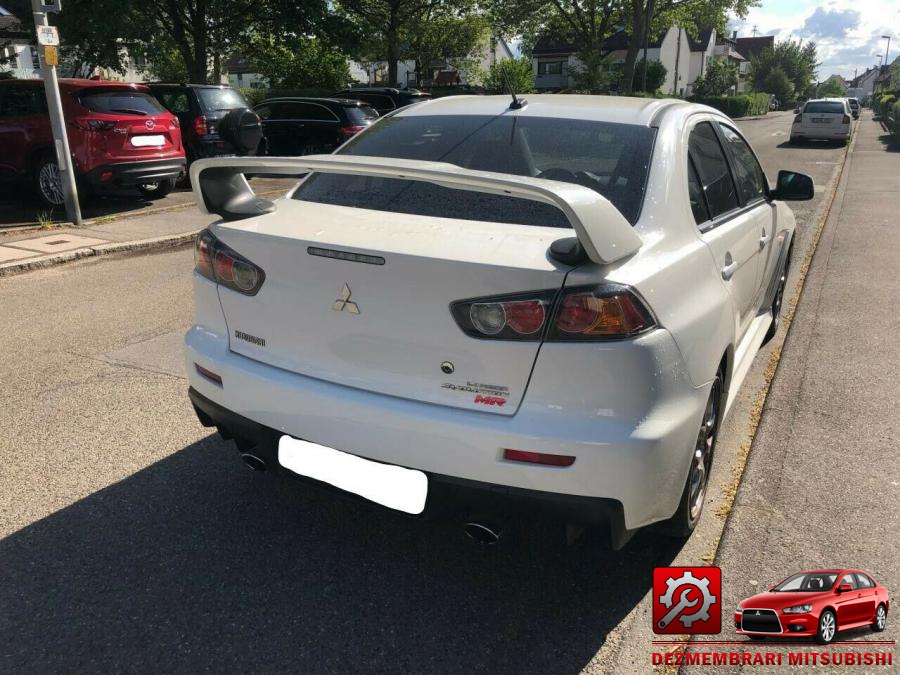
[689,121,739,219]
[292,114,657,227]
[718,124,767,204]
[840,574,858,590]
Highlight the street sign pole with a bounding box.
[30,0,82,225]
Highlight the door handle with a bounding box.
[759,232,769,248]
[721,255,739,280]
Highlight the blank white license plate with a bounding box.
[811,118,831,123]
[131,134,165,147]
[278,435,427,514]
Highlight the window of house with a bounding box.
[538,61,564,76]
[688,121,739,220]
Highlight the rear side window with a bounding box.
[803,101,844,114]
[281,102,338,121]
[292,114,657,227]
[855,574,874,589]
[689,122,738,219]
[195,88,248,112]
[77,89,166,116]
[0,85,47,116]
[155,91,191,114]
[345,105,379,124]
[718,124,767,204]
[352,93,395,112]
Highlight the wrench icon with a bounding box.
[657,588,698,629]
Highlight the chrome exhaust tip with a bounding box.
[463,521,502,545]
[240,452,267,471]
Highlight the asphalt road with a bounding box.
[0,112,857,674]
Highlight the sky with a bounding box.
[728,0,900,81]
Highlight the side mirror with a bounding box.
[769,585,776,591]
[771,170,814,201]
[793,107,800,114]
[838,584,853,594]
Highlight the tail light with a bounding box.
[171,116,180,128]
[194,229,265,296]
[842,114,851,124]
[503,449,575,467]
[793,114,802,123]
[340,125,366,139]
[71,118,116,132]
[450,284,656,341]
[194,115,209,136]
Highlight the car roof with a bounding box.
[259,97,369,106]
[394,94,691,126]
[1,78,149,92]
[146,83,235,90]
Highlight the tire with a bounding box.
[871,604,887,632]
[32,152,66,208]
[763,244,792,345]
[814,610,837,645]
[788,135,798,144]
[661,370,723,537]
[137,178,176,200]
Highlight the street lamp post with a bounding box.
[883,35,892,65]
[30,0,82,226]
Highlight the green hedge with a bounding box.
[690,92,769,118]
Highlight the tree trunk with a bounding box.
[212,51,221,84]
[620,0,646,94]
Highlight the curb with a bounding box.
[0,230,198,278]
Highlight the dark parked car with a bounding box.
[0,78,185,207]
[329,87,431,115]
[254,97,379,156]
[146,83,262,166]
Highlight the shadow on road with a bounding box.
[775,140,847,150]
[876,133,900,153]
[0,434,683,674]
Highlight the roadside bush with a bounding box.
[690,92,769,118]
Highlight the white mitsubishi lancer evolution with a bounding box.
[184,94,813,548]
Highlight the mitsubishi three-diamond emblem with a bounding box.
[332,283,360,314]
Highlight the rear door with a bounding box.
[689,120,761,340]
[716,122,774,310]
[284,101,342,153]
[0,84,50,176]
[853,573,878,623]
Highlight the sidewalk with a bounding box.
[686,111,900,671]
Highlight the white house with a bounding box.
[532,25,691,95]
[0,4,40,79]
[848,66,880,99]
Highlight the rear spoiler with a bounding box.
[190,156,642,265]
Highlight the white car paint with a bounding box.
[184,95,796,536]
[791,98,852,142]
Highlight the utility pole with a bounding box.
[30,0,82,225]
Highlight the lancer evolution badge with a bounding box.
[332,283,360,314]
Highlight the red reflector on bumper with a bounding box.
[503,449,575,467]
[195,363,223,385]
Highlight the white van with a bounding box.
[790,98,852,144]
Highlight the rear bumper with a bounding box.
[184,285,711,532]
[84,157,186,187]
[189,386,631,544]
[791,126,850,140]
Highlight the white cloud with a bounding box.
[729,0,900,79]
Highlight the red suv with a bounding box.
[0,79,185,207]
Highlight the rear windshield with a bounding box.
[803,101,844,114]
[292,114,656,227]
[77,89,166,116]
[345,105,379,124]
[196,88,249,112]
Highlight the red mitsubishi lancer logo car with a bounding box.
[736,569,889,645]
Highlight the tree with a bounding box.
[817,76,846,98]
[631,57,666,92]
[481,56,535,93]
[246,35,352,90]
[750,40,818,101]
[691,57,736,96]
[403,12,489,87]
[337,0,473,87]
[760,66,792,105]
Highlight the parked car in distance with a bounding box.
[146,83,262,166]
[254,97,379,156]
[0,78,185,207]
[736,570,889,645]
[329,87,431,115]
[790,98,852,144]
[847,97,860,119]
[184,95,814,549]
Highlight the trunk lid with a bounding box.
[213,199,571,415]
